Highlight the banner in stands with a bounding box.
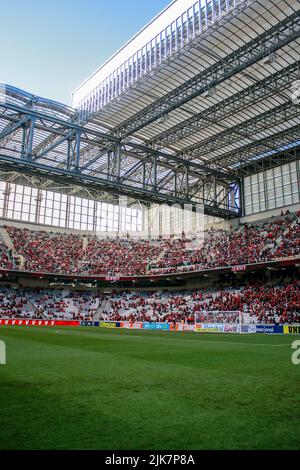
[241,324,257,334]
[0,319,80,327]
[143,322,170,331]
[223,324,240,333]
[120,321,143,329]
[105,276,121,281]
[176,323,195,331]
[283,325,300,334]
[143,322,156,330]
[81,321,93,327]
[195,323,240,333]
[99,321,119,328]
[231,265,247,272]
[256,324,283,334]
[155,323,170,331]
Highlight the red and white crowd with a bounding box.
[0,242,13,270]
[102,281,300,325]
[1,281,299,324]
[1,212,300,276]
[0,288,101,320]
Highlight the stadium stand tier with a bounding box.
[0,288,101,320]
[1,211,300,277]
[0,280,299,324]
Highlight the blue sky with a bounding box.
[0,0,171,105]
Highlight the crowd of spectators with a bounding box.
[1,212,300,276]
[81,238,162,275]
[148,213,300,273]
[0,288,101,320]
[0,280,299,324]
[102,281,300,325]
[0,242,13,270]
[5,227,83,274]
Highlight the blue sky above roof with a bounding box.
[0,0,171,105]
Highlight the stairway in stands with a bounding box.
[93,297,110,321]
[0,226,25,269]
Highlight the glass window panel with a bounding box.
[274,166,282,177]
[282,174,291,185]
[290,171,297,183]
[268,199,276,209]
[284,195,293,205]
[259,200,266,211]
[283,185,292,196]
[24,186,31,195]
[21,212,29,221]
[274,177,282,188]
[281,164,290,175]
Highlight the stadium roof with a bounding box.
[0,0,299,218]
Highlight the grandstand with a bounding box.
[0,0,300,452]
[0,0,300,330]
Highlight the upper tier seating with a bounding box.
[2,212,300,276]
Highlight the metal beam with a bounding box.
[237,144,300,176]
[0,115,31,142]
[33,130,75,160]
[182,101,299,159]
[0,102,120,144]
[114,12,300,137]
[209,124,300,171]
[149,61,300,148]
[0,101,235,183]
[0,153,241,218]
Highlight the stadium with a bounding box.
[0,0,300,452]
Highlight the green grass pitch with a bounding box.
[0,326,299,450]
